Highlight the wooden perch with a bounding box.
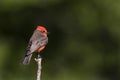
[35,55,42,80]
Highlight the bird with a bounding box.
[22,25,48,65]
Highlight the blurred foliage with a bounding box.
[0,0,120,80]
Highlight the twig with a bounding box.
[35,55,42,80]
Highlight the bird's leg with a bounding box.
[37,53,41,58]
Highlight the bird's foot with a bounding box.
[37,54,41,58]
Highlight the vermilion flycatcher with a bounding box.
[22,26,48,65]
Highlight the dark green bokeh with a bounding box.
[0,0,120,80]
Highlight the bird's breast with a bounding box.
[37,46,45,52]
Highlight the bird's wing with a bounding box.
[25,30,41,56]
[25,30,48,56]
[25,41,32,56]
[30,37,48,53]
[26,37,48,56]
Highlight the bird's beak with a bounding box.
[46,32,50,34]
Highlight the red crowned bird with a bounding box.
[22,26,48,65]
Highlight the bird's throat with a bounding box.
[43,33,47,37]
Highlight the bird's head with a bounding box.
[36,26,48,36]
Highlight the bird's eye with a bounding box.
[41,30,45,33]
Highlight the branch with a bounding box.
[35,56,42,80]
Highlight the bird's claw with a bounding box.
[37,54,41,58]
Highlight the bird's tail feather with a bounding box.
[22,54,32,65]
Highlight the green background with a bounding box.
[0,0,120,80]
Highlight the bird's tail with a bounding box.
[22,54,33,65]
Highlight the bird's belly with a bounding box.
[37,46,45,52]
